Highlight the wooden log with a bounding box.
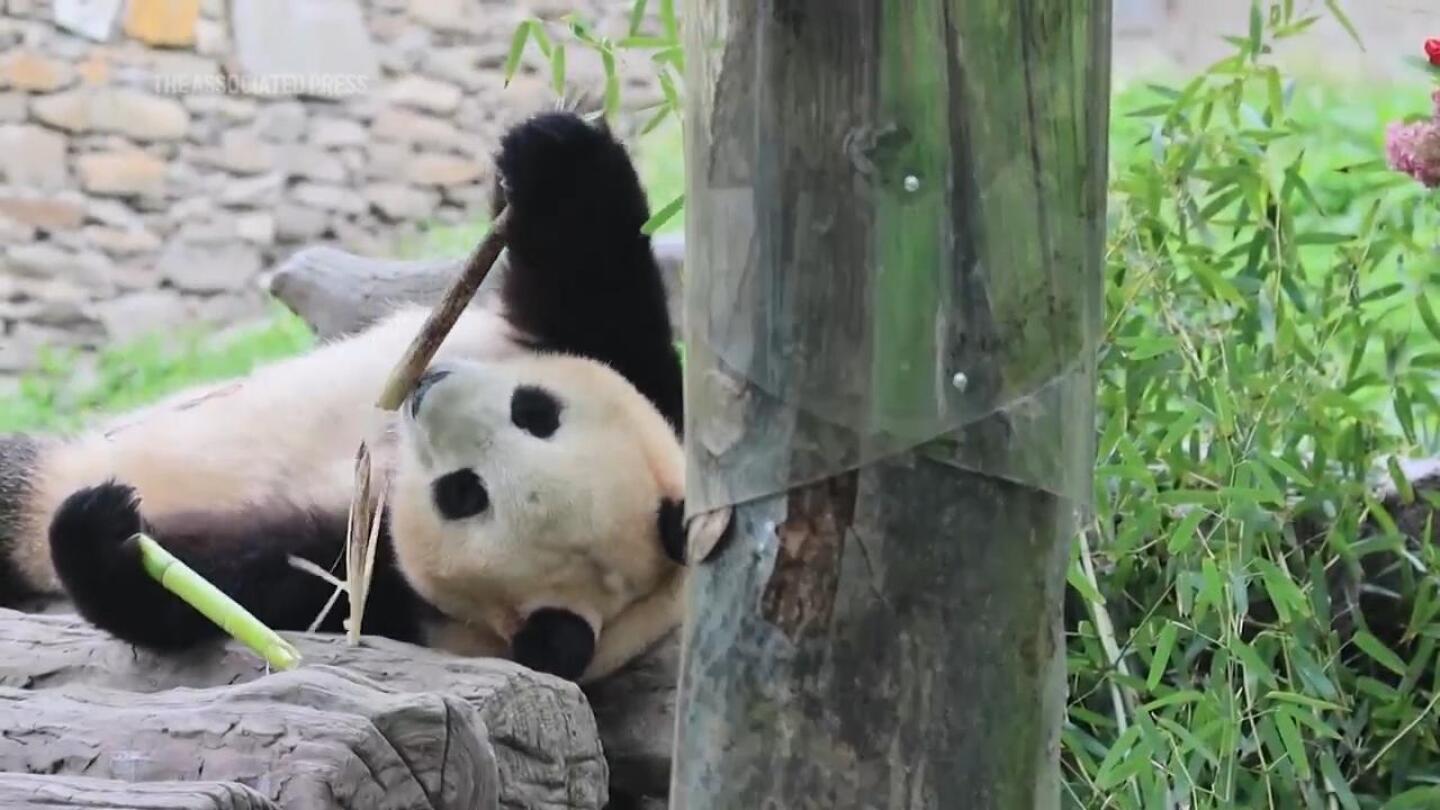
[0,773,278,810]
[582,632,680,805]
[0,666,497,810]
[0,608,608,810]
[264,232,687,341]
[668,1,1113,808]
[264,247,473,340]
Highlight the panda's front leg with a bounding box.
[47,480,363,652]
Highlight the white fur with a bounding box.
[15,297,684,682]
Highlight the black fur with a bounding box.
[658,498,686,565]
[511,606,596,681]
[431,469,490,521]
[511,384,561,439]
[48,480,426,651]
[492,112,684,433]
[0,434,41,606]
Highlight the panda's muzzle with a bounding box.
[409,368,451,417]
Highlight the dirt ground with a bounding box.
[1113,0,1433,83]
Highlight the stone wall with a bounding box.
[0,0,652,375]
[1113,0,1430,80]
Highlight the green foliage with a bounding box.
[1067,6,1440,808]
[504,0,686,234]
[0,306,314,434]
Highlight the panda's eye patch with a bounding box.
[432,469,489,520]
[511,385,562,439]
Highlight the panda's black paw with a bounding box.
[49,481,205,651]
[49,480,147,588]
[658,498,687,565]
[494,111,649,236]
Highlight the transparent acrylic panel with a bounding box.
[682,0,1107,514]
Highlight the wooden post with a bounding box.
[673,1,1112,808]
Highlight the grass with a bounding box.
[0,307,314,434]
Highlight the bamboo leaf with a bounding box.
[1248,0,1263,56]
[639,103,672,135]
[1146,621,1179,691]
[1319,749,1361,810]
[503,20,532,86]
[1095,724,1150,790]
[659,0,677,41]
[1353,631,1407,677]
[641,193,684,235]
[528,20,552,57]
[1382,788,1440,810]
[1394,386,1417,444]
[1258,451,1313,488]
[619,35,672,48]
[1141,690,1205,711]
[1167,508,1208,554]
[549,43,567,95]
[601,49,620,118]
[1418,295,1440,343]
[1266,691,1344,713]
[1274,707,1312,779]
[1323,0,1363,49]
[627,0,649,36]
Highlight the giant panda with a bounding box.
[0,111,690,684]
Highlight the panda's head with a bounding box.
[387,354,686,682]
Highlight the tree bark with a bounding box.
[669,2,1113,809]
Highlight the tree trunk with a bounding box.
[670,2,1113,809]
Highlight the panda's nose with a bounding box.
[409,368,451,417]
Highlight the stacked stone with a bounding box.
[0,0,658,375]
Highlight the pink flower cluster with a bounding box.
[1386,90,1440,188]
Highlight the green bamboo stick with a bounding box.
[135,533,302,671]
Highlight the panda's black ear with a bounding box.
[658,498,686,565]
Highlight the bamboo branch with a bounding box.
[343,209,513,643]
[376,209,514,410]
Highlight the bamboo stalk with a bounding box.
[375,208,513,410]
[343,209,513,643]
[135,532,301,671]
